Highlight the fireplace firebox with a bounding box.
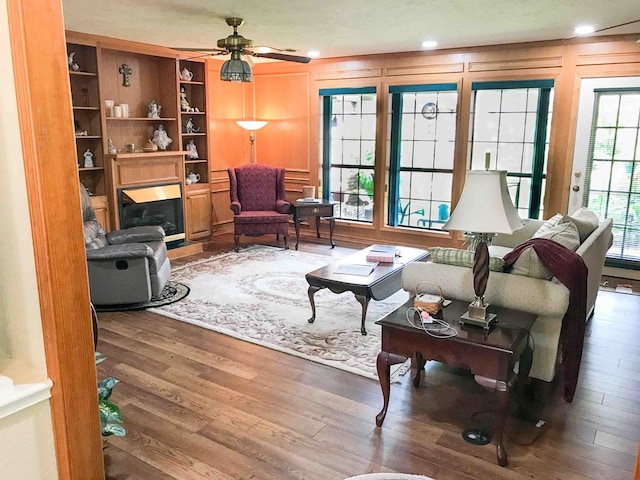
[117,183,185,247]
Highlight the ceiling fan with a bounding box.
[175,17,311,82]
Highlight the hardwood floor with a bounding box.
[97,235,640,480]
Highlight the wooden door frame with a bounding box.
[8,0,104,478]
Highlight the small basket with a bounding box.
[413,282,444,314]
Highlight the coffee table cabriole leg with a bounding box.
[375,351,408,426]
[307,285,322,323]
[354,293,371,335]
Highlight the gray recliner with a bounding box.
[80,184,171,305]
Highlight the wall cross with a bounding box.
[119,63,132,87]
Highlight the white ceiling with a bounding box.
[62,0,640,60]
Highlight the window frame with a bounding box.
[319,87,377,223]
[470,79,554,219]
[387,83,459,230]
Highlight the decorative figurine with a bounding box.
[180,86,192,112]
[83,149,94,168]
[184,118,199,133]
[148,100,161,119]
[151,125,172,150]
[107,138,117,154]
[68,52,79,71]
[180,67,193,81]
[74,120,87,136]
[185,139,199,159]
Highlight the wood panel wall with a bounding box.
[238,35,640,249]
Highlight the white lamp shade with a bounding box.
[443,170,524,234]
[237,120,268,131]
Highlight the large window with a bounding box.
[388,84,458,230]
[585,89,640,267]
[320,88,376,222]
[469,80,554,219]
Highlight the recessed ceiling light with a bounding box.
[307,51,320,58]
[422,40,438,49]
[574,25,595,35]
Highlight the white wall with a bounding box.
[0,0,58,477]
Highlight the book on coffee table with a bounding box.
[334,262,378,276]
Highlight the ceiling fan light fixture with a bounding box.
[220,51,252,82]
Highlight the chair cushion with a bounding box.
[234,210,290,225]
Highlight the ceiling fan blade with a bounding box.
[173,47,227,54]
[252,52,311,64]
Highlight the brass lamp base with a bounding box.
[460,299,497,329]
[460,311,497,329]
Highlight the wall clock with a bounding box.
[421,102,438,119]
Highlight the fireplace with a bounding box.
[117,183,185,247]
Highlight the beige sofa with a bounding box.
[401,209,613,386]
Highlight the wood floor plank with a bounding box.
[96,236,640,479]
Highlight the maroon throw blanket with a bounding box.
[503,238,588,402]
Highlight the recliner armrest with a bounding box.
[106,226,165,245]
[230,201,241,215]
[85,243,153,261]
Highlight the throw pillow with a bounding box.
[532,213,566,237]
[430,247,505,272]
[533,219,581,250]
[510,220,581,279]
[569,207,600,243]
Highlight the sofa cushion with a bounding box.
[532,213,565,237]
[569,207,600,243]
[534,219,581,250]
[510,220,580,279]
[430,247,505,272]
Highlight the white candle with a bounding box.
[485,151,491,170]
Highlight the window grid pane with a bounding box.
[393,89,457,230]
[587,91,640,263]
[469,86,552,219]
[325,93,377,222]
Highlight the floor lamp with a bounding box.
[442,169,524,328]
[237,120,268,163]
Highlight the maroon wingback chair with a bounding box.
[228,164,290,252]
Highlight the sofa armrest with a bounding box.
[230,201,241,215]
[85,243,153,261]
[106,226,165,245]
[401,262,569,317]
[275,199,290,214]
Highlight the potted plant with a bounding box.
[96,353,126,439]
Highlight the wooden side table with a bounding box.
[289,200,336,250]
[375,298,535,467]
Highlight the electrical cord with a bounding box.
[405,306,458,338]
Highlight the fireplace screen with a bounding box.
[118,183,185,245]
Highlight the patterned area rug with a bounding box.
[94,280,190,312]
[151,245,411,381]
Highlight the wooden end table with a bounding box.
[305,246,429,335]
[375,298,535,467]
[289,200,336,250]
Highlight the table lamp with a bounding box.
[237,120,268,163]
[442,169,524,328]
